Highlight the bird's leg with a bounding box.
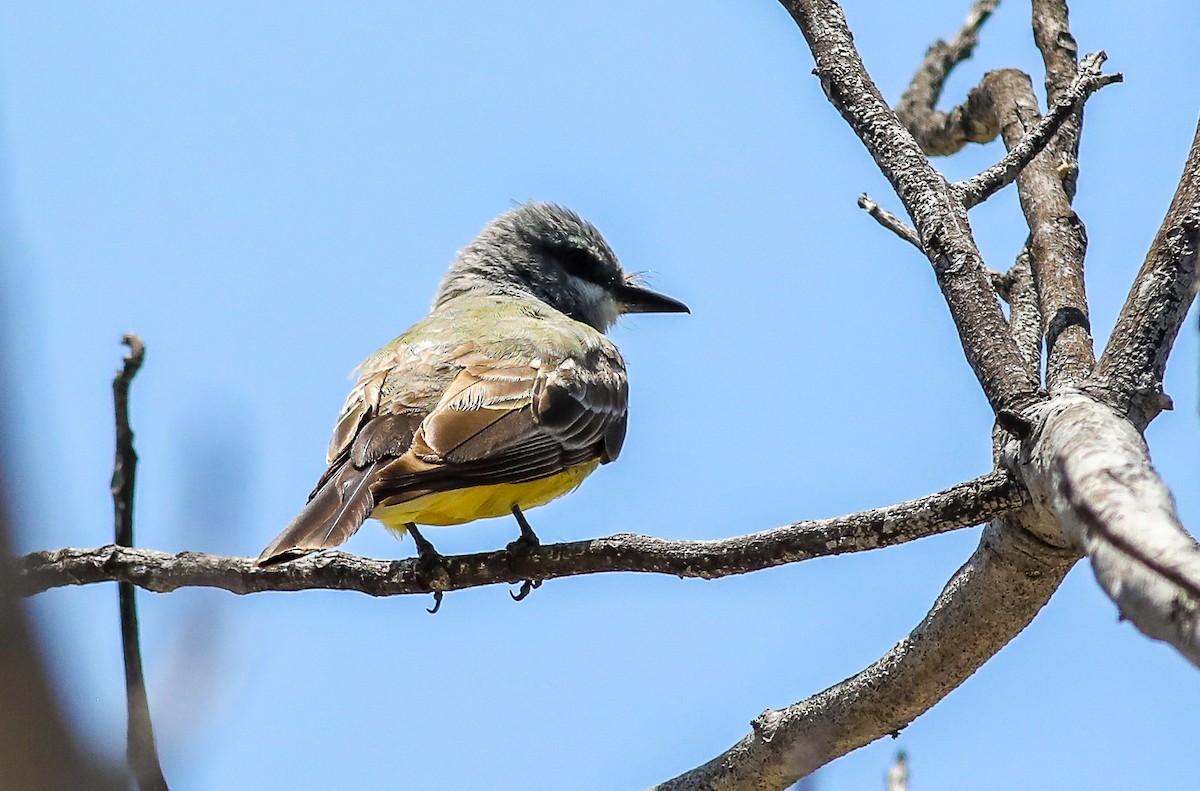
[506,505,542,602]
[506,504,540,552]
[408,523,448,614]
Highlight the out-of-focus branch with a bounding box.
[111,334,168,791]
[1019,394,1200,665]
[895,0,999,155]
[1094,117,1200,427]
[782,0,1039,415]
[886,751,909,791]
[652,517,1077,790]
[1,494,119,789]
[16,472,1025,598]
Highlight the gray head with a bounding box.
[433,202,688,332]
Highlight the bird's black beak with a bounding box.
[614,282,690,315]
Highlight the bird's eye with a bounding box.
[552,245,604,283]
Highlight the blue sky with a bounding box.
[2,1,1197,789]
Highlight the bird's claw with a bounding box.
[409,524,449,615]
[510,578,542,602]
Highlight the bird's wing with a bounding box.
[257,335,627,565]
[370,342,629,502]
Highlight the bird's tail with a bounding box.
[257,461,380,566]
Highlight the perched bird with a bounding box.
[257,202,688,567]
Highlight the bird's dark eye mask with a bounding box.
[540,242,615,286]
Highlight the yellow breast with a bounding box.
[371,460,601,532]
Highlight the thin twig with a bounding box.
[957,53,1121,208]
[857,194,923,251]
[18,471,1026,597]
[111,334,168,791]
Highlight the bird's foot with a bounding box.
[505,504,541,554]
[505,506,542,602]
[408,524,449,614]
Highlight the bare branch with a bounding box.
[1094,116,1200,427]
[111,334,168,791]
[1031,0,1078,102]
[782,0,1039,415]
[1031,0,1085,198]
[893,6,1120,393]
[16,472,1025,597]
[1020,394,1200,665]
[896,0,1000,155]
[1006,251,1042,377]
[957,54,1122,209]
[857,193,922,251]
[652,518,1077,790]
[968,67,1098,389]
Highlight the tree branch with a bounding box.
[956,54,1121,209]
[16,472,1025,598]
[1093,116,1200,427]
[893,4,1119,392]
[783,0,1039,415]
[111,335,168,791]
[1,447,120,790]
[1019,393,1200,666]
[652,517,1077,790]
[1006,250,1043,377]
[895,0,999,155]
[1031,0,1084,184]
[966,66,1101,389]
[857,193,923,251]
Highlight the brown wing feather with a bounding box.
[258,337,628,566]
[256,461,382,566]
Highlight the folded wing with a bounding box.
[256,340,627,565]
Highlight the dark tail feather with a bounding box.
[257,462,380,566]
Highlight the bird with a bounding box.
[256,202,688,570]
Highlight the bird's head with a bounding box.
[434,202,689,332]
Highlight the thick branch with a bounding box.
[895,0,999,155]
[653,517,1077,790]
[1094,116,1200,427]
[16,472,1024,597]
[969,66,1100,389]
[783,0,1038,414]
[1019,394,1200,665]
[957,55,1121,209]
